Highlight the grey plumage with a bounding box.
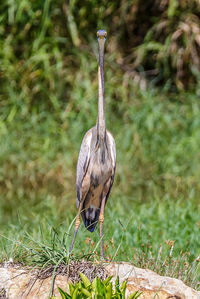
[76,127,116,232]
[70,29,116,260]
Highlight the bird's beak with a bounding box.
[98,37,106,57]
[97,30,107,57]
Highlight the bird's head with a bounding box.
[97,30,107,55]
[97,30,107,41]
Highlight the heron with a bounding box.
[69,30,116,260]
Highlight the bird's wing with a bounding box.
[76,128,93,207]
[105,131,116,202]
[107,131,116,172]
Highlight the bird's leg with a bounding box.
[69,202,83,254]
[99,197,106,260]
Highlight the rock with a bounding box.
[0,262,199,298]
[0,267,67,299]
[105,262,200,299]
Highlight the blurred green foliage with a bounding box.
[1,0,200,104]
[0,0,200,288]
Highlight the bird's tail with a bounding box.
[81,205,100,232]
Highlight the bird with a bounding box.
[69,30,116,260]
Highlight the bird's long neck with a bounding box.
[97,39,106,143]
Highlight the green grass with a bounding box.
[0,0,200,291]
[0,88,200,289]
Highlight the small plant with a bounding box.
[52,272,142,299]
